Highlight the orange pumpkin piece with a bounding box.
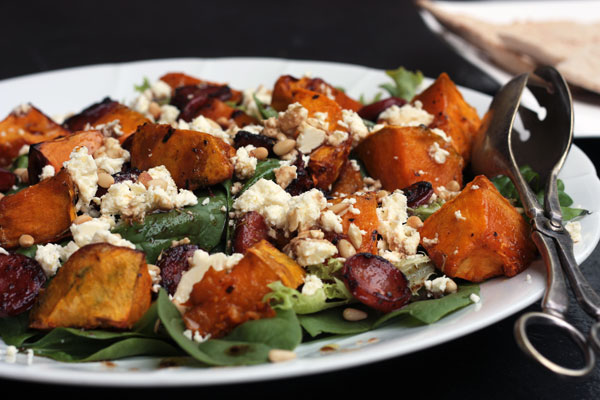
[327,193,379,254]
[331,159,364,196]
[413,73,481,161]
[63,98,150,144]
[194,97,258,128]
[29,243,151,330]
[28,130,104,184]
[419,175,537,282]
[0,169,76,248]
[0,104,69,167]
[308,139,352,190]
[130,123,235,190]
[184,240,305,339]
[272,75,362,112]
[356,125,464,193]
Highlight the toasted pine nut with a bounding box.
[73,214,93,225]
[447,180,461,192]
[148,102,162,120]
[138,171,153,188]
[343,307,368,321]
[148,178,168,191]
[337,239,356,258]
[329,202,350,215]
[347,223,363,249]
[273,139,296,156]
[13,168,28,184]
[406,216,424,229]
[251,147,269,160]
[268,349,296,363]
[0,193,4,200]
[18,234,34,248]
[147,263,161,275]
[376,190,389,201]
[97,172,115,188]
[445,279,458,294]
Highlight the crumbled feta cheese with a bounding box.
[319,210,343,233]
[39,165,55,181]
[287,189,327,232]
[18,144,30,156]
[64,146,98,212]
[422,234,439,246]
[341,109,369,147]
[470,293,481,303]
[151,80,172,100]
[132,92,151,114]
[424,276,454,296]
[291,238,337,267]
[308,111,330,131]
[455,210,467,221]
[565,221,582,243]
[158,104,180,124]
[378,101,434,127]
[302,274,324,296]
[233,178,292,229]
[35,243,64,277]
[12,103,31,117]
[242,85,272,119]
[231,145,258,180]
[278,102,309,135]
[428,142,450,164]
[377,190,420,256]
[5,345,17,363]
[430,128,452,143]
[328,130,349,146]
[296,122,326,153]
[95,119,124,137]
[173,250,243,304]
[471,185,480,190]
[186,115,232,144]
[274,165,297,189]
[93,137,130,174]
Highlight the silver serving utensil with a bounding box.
[471,66,600,377]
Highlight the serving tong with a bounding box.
[471,66,600,377]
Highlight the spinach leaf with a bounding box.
[491,165,589,221]
[156,289,300,366]
[253,94,278,120]
[0,312,39,346]
[408,199,444,221]
[134,77,151,93]
[299,284,479,337]
[112,187,227,263]
[359,92,383,106]
[379,66,424,101]
[239,158,281,195]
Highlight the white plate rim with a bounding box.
[0,57,599,387]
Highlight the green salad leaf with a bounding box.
[112,186,228,263]
[379,66,424,101]
[239,158,281,195]
[491,165,589,221]
[134,77,151,93]
[253,94,279,120]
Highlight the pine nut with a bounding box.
[273,139,296,156]
[138,171,153,188]
[406,216,423,229]
[13,168,28,184]
[445,279,458,294]
[376,190,389,201]
[337,239,356,258]
[147,263,161,276]
[18,234,34,248]
[347,223,363,249]
[343,307,368,321]
[97,172,115,188]
[73,214,93,225]
[148,178,168,191]
[447,180,461,192]
[268,349,296,363]
[251,147,269,160]
[0,193,4,200]
[148,102,162,120]
[329,202,350,215]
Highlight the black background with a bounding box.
[1,0,599,397]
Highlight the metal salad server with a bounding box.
[471,65,600,377]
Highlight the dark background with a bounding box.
[1,0,599,397]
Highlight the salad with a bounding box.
[0,65,587,367]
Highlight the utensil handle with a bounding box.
[532,231,569,317]
[514,311,595,377]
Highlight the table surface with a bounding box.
[1,0,599,397]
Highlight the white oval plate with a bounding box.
[0,58,599,387]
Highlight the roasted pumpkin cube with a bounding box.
[0,104,69,167]
[419,175,537,282]
[29,243,151,330]
[130,123,235,190]
[308,139,352,190]
[63,98,150,144]
[0,169,76,248]
[192,97,258,128]
[356,125,464,193]
[331,159,364,196]
[184,240,305,338]
[28,130,104,184]
[327,193,379,254]
[272,75,362,112]
[413,73,481,161]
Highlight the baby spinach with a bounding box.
[112,187,228,263]
[379,66,424,101]
[253,94,278,120]
[239,158,281,195]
